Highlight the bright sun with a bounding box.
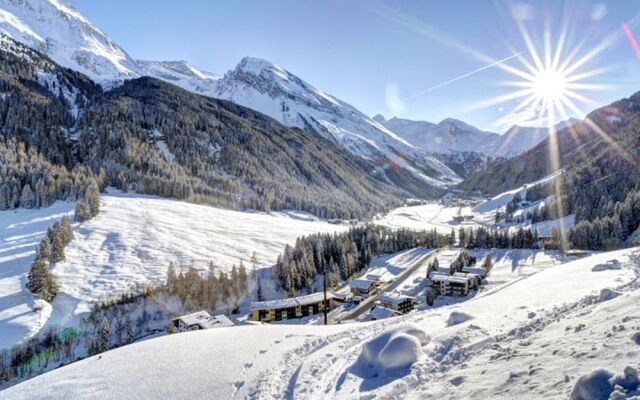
[531,68,568,103]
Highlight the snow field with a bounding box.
[7,246,638,399]
[378,203,480,234]
[0,201,73,349]
[0,192,348,349]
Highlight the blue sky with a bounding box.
[71,0,640,132]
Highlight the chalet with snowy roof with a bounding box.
[169,311,234,333]
[349,278,378,297]
[249,292,335,322]
[378,292,417,314]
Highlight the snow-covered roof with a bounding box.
[454,272,481,280]
[379,292,415,305]
[448,276,471,284]
[171,311,234,329]
[365,273,383,281]
[365,306,400,321]
[350,278,376,290]
[430,273,451,282]
[250,292,334,311]
[461,267,487,276]
[430,274,471,285]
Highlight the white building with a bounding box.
[350,278,378,296]
[169,311,234,333]
[249,292,335,322]
[378,292,417,314]
[429,274,472,296]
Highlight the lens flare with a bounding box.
[532,68,567,102]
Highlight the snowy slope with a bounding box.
[472,169,563,214]
[135,59,221,96]
[6,247,639,399]
[0,0,139,86]
[378,203,479,234]
[0,202,74,350]
[495,118,581,156]
[0,191,348,350]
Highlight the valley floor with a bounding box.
[5,247,638,399]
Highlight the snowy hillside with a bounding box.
[6,246,639,399]
[495,118,581,156]
[0,202,74,350]
[0,192,348,350]
[0,0,139,86]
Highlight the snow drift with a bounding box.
[351,323,429,379]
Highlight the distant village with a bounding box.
[168,249,492,333]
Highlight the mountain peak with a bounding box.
[372,114,386,123]
[235,56,285,76]
[437,118,479,132]
[0,0,139,86]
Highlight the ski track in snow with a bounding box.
[239,249,640,399]
[4,248,640,399]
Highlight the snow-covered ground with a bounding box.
[5,247,639,399]
[377,203,480,234]
[0,192,348,350]
[472,170,563,215]
[379,170,575,239]
[0,202,74,350]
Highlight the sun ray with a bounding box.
[515,17,545,73]
[559,97,640,169]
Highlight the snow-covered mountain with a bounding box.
[496,118,581,156]
[134,60,220,97]
[380,115,581,158]
[209,57,460,187]
[381,116,501,155]
[0,0,139,86]
[0,0,460,190]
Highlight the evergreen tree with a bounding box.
[481,254,494,272]
[97,317,111,354]
[26,258,58,302]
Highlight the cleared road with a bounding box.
[334,248,442,322]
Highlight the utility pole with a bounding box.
[323,266,328,325]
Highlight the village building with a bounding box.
[429,273,472,296]
[455,272,482,288]
[378,292,417,314]
[249,292,335,322]
[362,306,401,321]
[453,215,475,222]
[169,311,234,333]
[349,278,378,297]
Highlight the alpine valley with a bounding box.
[0,1,639,399]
